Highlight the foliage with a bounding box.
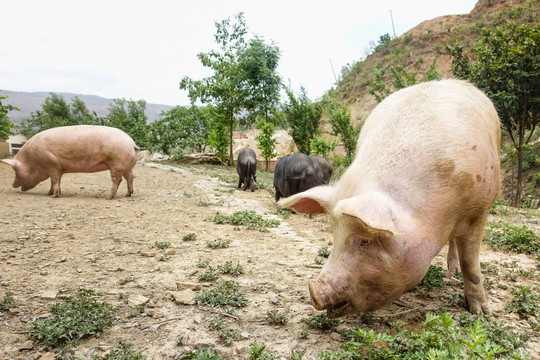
[210,210,280,231]
[89,342,146,360]
[448,20,540,206]
[245,340,280,360]
[28,289,117,351]
[283,86,322,154]
[183,233,197,241]
[317,247,331,258]
[322,95,360,161]
[19,93,101,137]
[301,314,339,331]
[318,312,529,359]
[208,114,230,165]
[415,265,445,292]
[217,261,244,276]
[196,281,247,308]
[310,136,337,157]
[104,98,149,148]
[255,118,277,171]
[0,95,19,140]
[148,105,213,155]
[0,291,16,310]
[367,63,391,103]
[266,309,288,325]
[180,347,230,360]
[507,285,539,318]
[206,239,231,248]
[484,221,540,255]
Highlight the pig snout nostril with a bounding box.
[308,281,324,310]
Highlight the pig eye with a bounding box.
[359,239,371,246]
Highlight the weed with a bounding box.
[198,199,225,207]
[158,255,170,262]
[176,336,185,346]
[484,221,540,255]
[197,281,247,308]
[244,340,280,360]
[218,328,239,346]
[0,291,16,310]
[271,209,290,219]
[90,342,145,359]
[290,348,307,360]
[127,305,145,318]
[507,285,539,318]
[180,347,228,360]
[317,247,331,258]
[183,233,197,241]
[28,289,117,351]
[415,265,445,292]
[217,261,244,277]
[198,267,220,282]
[208,316,225,330]
[119,276,136,285]
[298,330,309,339]
[301,314,339,331]
[207,239,230,249]
[210,210,280,231]
[197,259,209,268]
[314,256,325,265]
[154,241,171,249]
[266,309,288,325]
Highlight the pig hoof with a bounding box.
[466,297,491,315]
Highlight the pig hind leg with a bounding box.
[123,170,134,197]
[108,170,123,199]
[446,238,460,277]
[455,225,489,314]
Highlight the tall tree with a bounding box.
[239,36,282,123]
[255,118,277,171]
[283,87,322,154]
[104,98,149,148]
[180,12,248,165]
[448,21,540,206]
[0,95,18,141]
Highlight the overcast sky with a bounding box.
[1,0,477,106]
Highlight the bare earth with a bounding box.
[1,161,539,359]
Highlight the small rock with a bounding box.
[18,340,34,350]
[57,256,67,263]
[128,294,150,307]
[269,296,279,304]
[150,323,161,331]
[140,251,156,257]
[98,345,114,352]
[84,255,97,263]
[330,332,341,341]
[181,243,191,249]
[40,269,48,276]
[164,249,176,255]
[41,290,59,299]
[176,282,202,291]
[172,289,197,305]
[147,309,164,319]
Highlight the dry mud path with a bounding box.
[0,161,539,359]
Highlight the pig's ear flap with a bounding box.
[334,194,397,234]
[0,159,18,169]
[278,185,334,214]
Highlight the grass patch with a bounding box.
[507,285,539,318]
[28,289,116,351]
[266,309,288,325]
[154,241,170,249]
[209,210,280,231]
[484,221,540,255]
[414,265,445,292]
[91,342,146,359]
[0,291,16,310]
[301,314,339,331]
[206,239,231,249]
[197,281,247,309]
[183,233,197,241]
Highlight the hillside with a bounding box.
[333,0,538,126]
[0,90,173,123]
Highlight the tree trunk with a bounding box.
[228,110,234,166]
[514,142,523,207]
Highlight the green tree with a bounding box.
[148,105,213,155]
[208,114,230,165]
[0,95,19,141]
[448,21,540,206]
[283,87,322,154]
[255,118,277,171]
[104,98,149,148]
[239,36,282,123]
[19,93,101,137]
[180,12,248,165]
[310,136,337,158]
[323,95,360,162]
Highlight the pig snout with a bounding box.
[308,280,354,318]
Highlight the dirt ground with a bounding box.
[0,160,539,359]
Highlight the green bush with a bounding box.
[484,221,540,255]
[210,210,280,231]
[507,285,540,318]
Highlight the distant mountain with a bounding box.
[0,90,174,123]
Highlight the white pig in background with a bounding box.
[279,80,500,317]
[1,125,139,199]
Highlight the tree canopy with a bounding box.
[0,95,19,141]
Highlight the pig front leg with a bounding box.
[456,226,490,314]
[447,238,460,277]
[48,176,62,197]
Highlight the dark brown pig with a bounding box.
[1,125,139,199]
[278,80,500,317]
[236,148,257,192]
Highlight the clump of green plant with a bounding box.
[507,285,539,318]
[207,239,231,249]
[271,209,290,219]
[484,221,540,255]
[318,312,529,359]
[210,210,280,231]
[90,342,145,359]
[154,241,171,249]
[415,265,445,292]
[217,261,244,277]
[197,259,209,268]
[314,256,325,265]
[266,309,288,325]
[180,347,227,360]
[198,199,225,207]
[244,340,280,360]
[301,314,339,331]
[218,328,239,346]
[290,349,307,360]
[198,267,221,282]
[28,289,117,351]
[183,233,197,241]
[158,255,170,262]
[0,291,16,310]
[317,247,331,258]
[197,281,247,309]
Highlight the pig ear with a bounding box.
[278,186,334,214]
[334,194,397,234]
[0,159,19,169]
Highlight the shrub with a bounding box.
[0,291,16,310]
[484,221,540,255]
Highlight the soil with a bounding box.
[0,161,539,359]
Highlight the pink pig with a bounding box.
[279,80,500,317]
[1,125,139,199]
